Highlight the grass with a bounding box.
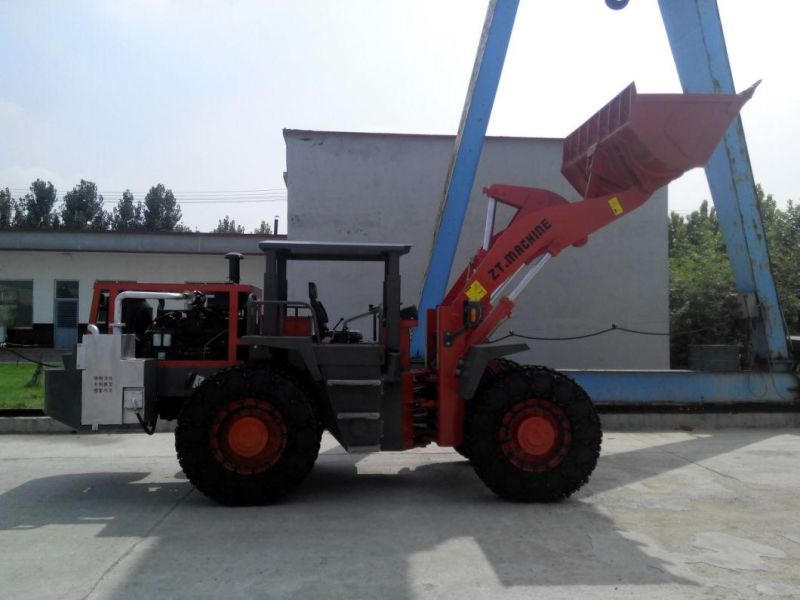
[0,363,45,409]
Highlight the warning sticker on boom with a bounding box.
[609,196,624,216]
[466,280,488,301]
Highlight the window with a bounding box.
[55,280,79,299]
[0,281,33,328]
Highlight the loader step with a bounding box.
[337,412,381,420]
[327,379,382,387]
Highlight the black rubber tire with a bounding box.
[457,358,521,460]
[485,357,520,380]
[453,443,471,459]
[466,365,602,502]
[175,364,321,505]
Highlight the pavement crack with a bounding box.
[779,533,800,546]
[80,486,194,600]
[627,433,744,483]
[658,447,744,483]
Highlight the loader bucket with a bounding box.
[561,82,758,198]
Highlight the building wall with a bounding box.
[285,130,669,369]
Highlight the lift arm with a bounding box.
[444,83,755,347]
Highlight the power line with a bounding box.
[179,198,286,205]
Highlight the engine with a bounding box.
[143,292,230,361]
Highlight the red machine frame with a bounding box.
[90,281,258,369]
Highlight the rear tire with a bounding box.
[175,364,321,505]
[466,365,601,502]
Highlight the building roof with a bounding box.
[283,128,562,143]
[0,230,286,256]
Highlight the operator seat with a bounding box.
[308,282,330,339]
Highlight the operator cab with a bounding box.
[256,240,412,351]
[250,240,415,451]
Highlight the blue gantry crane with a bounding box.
[412,0,798,406]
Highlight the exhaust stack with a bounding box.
[225,252,243,284]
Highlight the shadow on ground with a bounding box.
[1,430,790,598]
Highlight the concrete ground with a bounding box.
[0,431,798,600]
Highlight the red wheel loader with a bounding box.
[45,83,755,504]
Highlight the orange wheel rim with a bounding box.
[516,415,558,456]
[500,399,572,473]
[227,416,270,458]
[210,399,286,475]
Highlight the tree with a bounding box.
[756,186,800,336]
[143,184,184,231]
[61,180,108,230]
[668,189,800,367]
[111,190,145,231]
[214,215,245,234]
[0,188,14,229]
[12,196,25,228]
[253,220,272,235]
[23,179,59,229]
[669,203,741,367]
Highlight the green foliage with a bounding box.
[757,188,800,336]
[0,179,60,229]
[60,180,107,230]
[111,189,145,231]
[143,183,184,231]
[253,220,272,235]
[0,187,14,229]
[0,179,233,234]
[669,188,800,367]
[23,179,60,229]
[12,193,25,228]
[669,200,741,367]
[214,215,245,234]
[0,364,43,409]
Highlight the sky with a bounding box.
[0,0,798,232]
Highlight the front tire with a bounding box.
[457,358,521,460]
[175,365,321,505]
[466,365,601,502]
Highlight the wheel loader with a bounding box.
[44,83,755,504]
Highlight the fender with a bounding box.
[458,342,528,400]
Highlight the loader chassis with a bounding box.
[44,83,751,504]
